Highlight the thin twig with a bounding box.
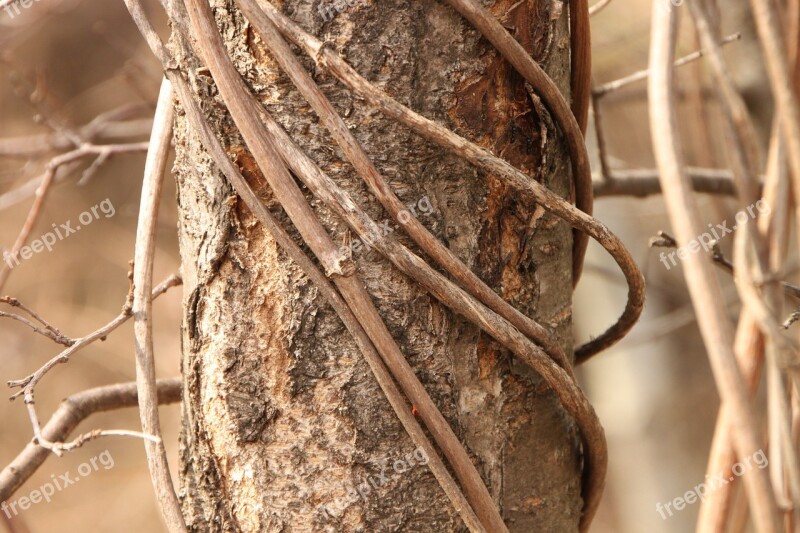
[0,311,72,346]
[0,142,150,293]
[0,141,150,212]
[589,0,613,16]
[593,33,742,98]
[0,296,72,345]
[591,91,613,181]
[649,231,800,300]
[0,104,152,158]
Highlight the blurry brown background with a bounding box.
[0,0,777,531]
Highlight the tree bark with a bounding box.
[173,0,581,531]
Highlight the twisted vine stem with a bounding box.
[124,0,645,530]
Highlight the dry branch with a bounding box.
[594,167,739,197]
[0,142,149,292]
[0,379,181,503]
[6,275,182,454]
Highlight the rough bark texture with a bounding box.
[173,0,580,531]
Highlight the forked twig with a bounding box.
[6,275,182,455]
[593,33,742,98]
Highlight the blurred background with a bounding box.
[0,0,779,531]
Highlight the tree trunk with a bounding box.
[173,1,580,531]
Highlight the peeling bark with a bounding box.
[173,1,580,531]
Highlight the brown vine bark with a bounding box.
[173,1,581,531]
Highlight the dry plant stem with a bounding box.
[592,32,741,98]
[441,0,593,286]
[594,167,738,197]
[257,1,645,363]
[0,378,181,503]
[748,0,800,253]
[131,78,186,533]
[235,0,572,376]
[127,2,484,529]
[689,0,797,357]
[0,141,152,210]
[699,131,794,531]
[570,0,591,135]
[0,161,81,212]
[588,0,613,16]
[591,92,612,180]
[689,2,800,514]
[6,275,182,453]
[648,4,781,532]
[697,314,765,532]
[0,141,150,291]
[181,1,508,529]
[0,311,71,346]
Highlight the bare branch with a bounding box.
[0,141,150,213]
[0,104,152,158]
[589,0,613,16]
[6,275,181,456]
[0,378,181,503]
[0,296,72,346]
[594,167,740,198]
